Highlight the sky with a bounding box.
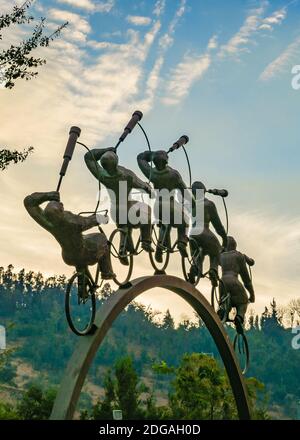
[0,0,300,322]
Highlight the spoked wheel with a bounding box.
[149,225,170,274]
[211,279,230,323]
[65,271,96,336]
[108,228,133,286]
[233,332,249,375]
[181,238,201,286]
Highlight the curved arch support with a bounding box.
[50,275,251,420]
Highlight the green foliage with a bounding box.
[115,357,141,420]
[0,146,33,171]
[91,370,115,420]
[167,353,234,419]
[0,1,67,89]
[0,402,19,419]
[86,354,266,420]
[1,265,300,418]
[0,360,17,384]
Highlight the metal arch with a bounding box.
[50,275,251,420]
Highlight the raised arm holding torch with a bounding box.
[56,126,81,192]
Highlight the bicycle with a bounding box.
[149,224,180,274]
[108,225,149,287]
[56,113,147,334]
[217,295,250,375]
[64,211,109,336]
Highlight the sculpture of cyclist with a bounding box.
[220,236,255,333]
[188,181,227,285]
[24,191,114,296]
[137,149,188,262]
[84,147,153,265]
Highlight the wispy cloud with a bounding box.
[218,3,288,59]
[218,4,266,58]
[153,0,166,17]
[159,0,187,50]
[207,34,218,50]
[48,8,91,42]
[56,0,115,13]
[127,15,152,26]
[161,30,220,107]
[259,35,300,81]
[139,0,187,107]
[259,7,287,31]
[162,53,211,106]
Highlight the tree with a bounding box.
[115,357,141,420]
[161,309,175,330]
[0,1,67,89]
[159,353,268,420]
[0,146,33,171]
[0,1,67,170]
[16,385,56,420]
[91,370,115,420]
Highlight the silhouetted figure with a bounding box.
[220,236,255,332]
[24,191,114,282]
[188,181,227,285]
[137,150,188,262]
[85,148,153,264]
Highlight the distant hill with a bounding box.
[1,265,300,419]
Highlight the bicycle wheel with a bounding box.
[211,279,229,323]
[108,228,133,286]
[181,238,201,286]
[65,271,96,336]
[233,332,250,375]
[149,225,170,274]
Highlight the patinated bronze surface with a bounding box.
[220,236,255,326]
[189,181,227,283]
[85,148,153,253]
[24,191,113,278]
[137,150,188,261]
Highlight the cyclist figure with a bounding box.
[137,150,188,262]
[188,181,227,285]
[220,236,255,333]
[24,191,114,296]
[84,147,153,264]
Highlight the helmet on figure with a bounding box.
[192,181,206,199]
[227,236,237,251]
[44,201,64,223]
[153,150,168,171]
[101,151,118,174]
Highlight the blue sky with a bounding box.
[1,0,300,320]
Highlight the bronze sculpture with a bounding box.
[219,236,255,332]
[137,149,188,262]
[84,147,153,265]
[188,181,227,285]
[24,191,114,292]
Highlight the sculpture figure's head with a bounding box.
[101,151,118,175]
[227,236,237,251]
[192,181,206,199]
[44,201,64,224]
[153,150,168,171]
